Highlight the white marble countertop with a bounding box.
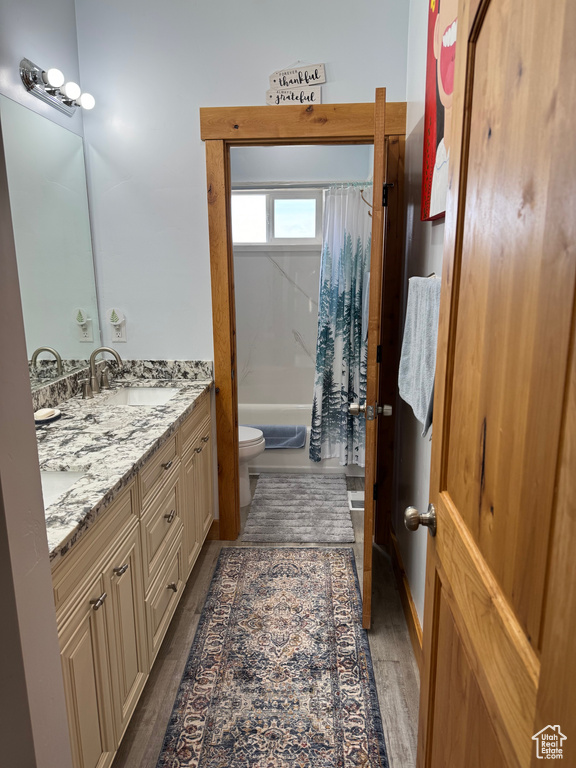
[37,378,213,564]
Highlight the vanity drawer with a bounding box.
[139,435,178,505]
[52,482,138,615]
[180,392,210,455]
[140,473,182,592]
[145,536,184,666]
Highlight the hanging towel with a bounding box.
[398,276,441,436]
[247,424,307,450]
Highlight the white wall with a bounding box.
[231,145,373,185]
[394,0,446,624]
[75,0,409,359]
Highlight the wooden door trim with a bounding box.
[200,102,407,143]
[201,100,406,545]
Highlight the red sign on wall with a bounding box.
[421,0,458,221]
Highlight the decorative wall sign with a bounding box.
[266,86,322,106]
[269,64,326,89]
[421,0,458,221]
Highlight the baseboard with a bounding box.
[206,519,220,540]
[390,530,423,674]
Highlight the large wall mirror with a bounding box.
[0,94,101,387]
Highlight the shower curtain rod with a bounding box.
[231,180,373,191]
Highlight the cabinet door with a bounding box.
[145,537,185,665]
[195,425,214,542]
[59,575,115,768]
[182,447,201,578]
[140,473,182,591]
[104,524,148,743]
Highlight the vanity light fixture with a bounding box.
[19,58,95,116]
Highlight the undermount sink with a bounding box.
[40,470,85,508]
[105,387,179,407]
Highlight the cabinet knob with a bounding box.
[113,564,129,576]
[90,592,108,611]
[162,460,173,471]
[167,582,178,593]
[164,509,176,524]
[195,445,204,453]
[201,435,210,443]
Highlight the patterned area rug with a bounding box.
[156,548,388,768]
[241,473,355,543]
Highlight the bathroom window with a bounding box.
[232,189,323,249]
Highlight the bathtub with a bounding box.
[238,403,364,476]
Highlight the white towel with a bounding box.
[398,276,441,436]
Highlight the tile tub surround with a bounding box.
[37,376,213,564]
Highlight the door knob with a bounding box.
[404,504,437,537]
[349,402,393,418]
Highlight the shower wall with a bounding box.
[235,249,320,405]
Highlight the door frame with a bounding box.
[200,99,407,548]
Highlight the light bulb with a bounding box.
[42,68,64,88]
[61,81,81,100]
[77,92,95,110]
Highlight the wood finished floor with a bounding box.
[112,475,420,768]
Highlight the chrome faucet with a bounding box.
[31,346,63,376]
[89,347,122,394]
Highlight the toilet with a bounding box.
[238,426,266,506]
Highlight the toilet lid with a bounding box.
[239,426,264,446]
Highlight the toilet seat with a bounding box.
[239,426,264,447]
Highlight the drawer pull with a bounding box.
[201,435,210,443]
[195,445,204,453]
[167,582,178,593]
[162,460,173,471]
[164,509,176,524]
[90,592,107,611]
[113,564,129,576]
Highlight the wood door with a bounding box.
[360,87,389,629]
[417,0,576,766]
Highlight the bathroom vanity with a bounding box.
[38,370,214,768]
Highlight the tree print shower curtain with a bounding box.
[310,184,372,466]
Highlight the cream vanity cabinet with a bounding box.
[52,391,214,768]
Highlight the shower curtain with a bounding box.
[310,184,372,466]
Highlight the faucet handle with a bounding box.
[79,378,93,400]
[100,366,111,390]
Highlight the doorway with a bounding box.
[200,95,406,627]
[230,147,373,545]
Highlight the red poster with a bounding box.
[421,0,458,221]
